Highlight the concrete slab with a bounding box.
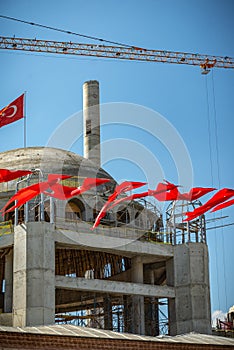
[55,275,175,298]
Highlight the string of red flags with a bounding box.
[1,174,72,215]
[43,177,110,200]
[0,168,233,228]
[99,181,178,226]
[0,171,110,216]
[0,94,24,128]
[183,188,234,221]
[91,181,147,229]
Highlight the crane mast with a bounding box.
[1,36,234,71]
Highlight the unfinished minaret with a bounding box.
[83,80,101,168]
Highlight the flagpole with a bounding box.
[24,91,26,148]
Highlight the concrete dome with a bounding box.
[0,146,114,181]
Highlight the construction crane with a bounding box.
[1,36,234,74]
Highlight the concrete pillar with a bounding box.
[13,222,55,327]
[123,295,131,333]
[144,269,159,336]
[131,256,145,335]
[4,249,13,313]
[83,80,101,168]
[103,295,112,330]
[145,297,159,336]
[83,202,93,222]
[167,243,211,335]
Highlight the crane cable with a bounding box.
[205,74,221,312]
[0,14,135,48]
[205,76,214,185]
[211,71,228,312]
[205,73,228,314]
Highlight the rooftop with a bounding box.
[0,324,233,346]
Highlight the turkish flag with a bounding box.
[0,94,24,128]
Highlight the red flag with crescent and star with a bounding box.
[0,94,24,128]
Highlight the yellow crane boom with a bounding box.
[1,36,234,71]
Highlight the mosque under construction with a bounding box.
[0,80,211,336]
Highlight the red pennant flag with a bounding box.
[0,169,32,183]
[211,198,234,213]
[92,181,147,229]
[153,186,215,202]
[108,191,150,210]
[154,180,178,193]
[153,187,180,201]
[108,181,178,211]
[179,187,216,201]
[1,174,72,215]
[0,94,24,128]
[43,178,110,200]
[43,183,78,200]
[74,177,110,195]
[184,188,234,221]
[1,183,47,215]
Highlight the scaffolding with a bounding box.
[165,200,206,245]
[55,293,169,336]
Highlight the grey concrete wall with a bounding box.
[13,222,55,327]
[167,243,211,335]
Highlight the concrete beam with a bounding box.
[144,261,166,270]
[55,225,173,260]
[55,276,175,299]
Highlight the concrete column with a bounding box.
[145,298,159,336]
[4,249,13,313]
[103,295,112,330]
[144,269,159,336]
[83,80,101,168]
[83,202,93,222]
[167,243,211,335]
[50,197,55,224]
[13,222,55,327]
[131,256,145,335]
[123,295,131,333]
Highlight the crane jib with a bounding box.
[0,36,234,70]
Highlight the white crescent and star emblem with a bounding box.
[0,105,17,118]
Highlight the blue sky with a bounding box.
[0,0,233,322]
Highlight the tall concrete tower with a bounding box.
[83,80,101,168]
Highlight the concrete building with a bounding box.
[0,80,211,336]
